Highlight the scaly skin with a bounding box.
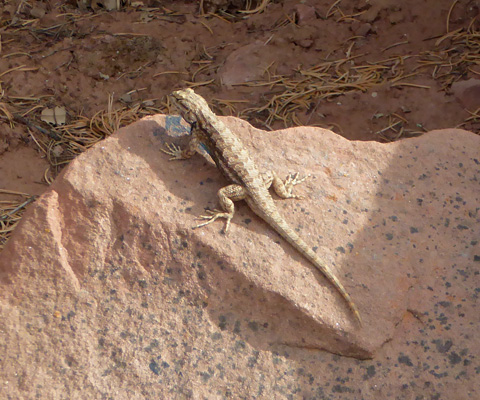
[164,88,362,325]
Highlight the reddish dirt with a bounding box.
[0,0,478,200]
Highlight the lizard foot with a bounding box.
[283,172,310,199]
[161,143,186,160]
[193,209,233,233]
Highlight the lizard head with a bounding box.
[169,88,213,125]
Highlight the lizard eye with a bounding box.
[183,110,196,124]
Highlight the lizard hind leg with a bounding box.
[193,184,246,233]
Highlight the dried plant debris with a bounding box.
[201,0,272,15]
[457,107,480,133]
[41,107,67,126]
[0,190,36,250]
[236,55,420,129]
[42,98,163,176]
[372,113,426,142]
[0,91,162,181]
[81,0,125,12]
[417,19,480,90]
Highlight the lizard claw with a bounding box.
[193,209,233,233]
[283,172,310,198]
[161,143,186,160]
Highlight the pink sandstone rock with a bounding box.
[0,115,478,398]
[218,41,282,87]
[451,78,480,110]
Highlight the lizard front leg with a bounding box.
[161,132,201,160]
[263,171,310,199]
[194,184,246,233]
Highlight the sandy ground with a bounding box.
[0,0,478,199]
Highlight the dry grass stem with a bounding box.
[0,191,36,250]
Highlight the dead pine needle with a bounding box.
[0,192,36,250]
[446,0,459,33]
[391,82,431,89]
[199,20,213,34]
[326,0,342,19]
[182,79,215,88]
[381,41,409,53]
[239,0,271,14]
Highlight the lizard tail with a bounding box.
[264,210,362,325]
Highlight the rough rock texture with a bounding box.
[0,115,479,398]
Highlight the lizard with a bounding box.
[162,88,362,326]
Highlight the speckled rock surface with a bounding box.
[0,115,478,399]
